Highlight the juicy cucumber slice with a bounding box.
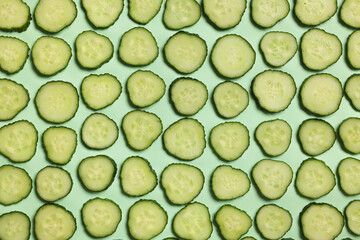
[82,198,121,238]
[339,117,360,154]
[295,0,337,26]
[338,157,360,195]
[0,165,32,205]
[345,74,360,110]
[251,0,289,28]
[128,0,162,24]
[0,211,30,240]
[340,0,360,28]
[0,36,29,74]
[0,0,31,32]
[345,200,360,235]
[163,0,201,29]
[82,0,123,28]
[347,31,360,69]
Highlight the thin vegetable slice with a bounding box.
[0,36,29,74]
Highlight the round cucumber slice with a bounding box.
[0,211,30,240]
[0,36,29,74]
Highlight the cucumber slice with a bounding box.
[82,0,123,28]
[0,120,37,163]
[252,159,293,200]
[211,165,250,200]
[300,73,343,116]
[35,204,76,240]
[345,74,360,111]
[295,158,335,199]
[0,165,32,205]
[163,118,206,160]
[163,0,201,29]
[339,117,360,154]
[0,36,29,74]
[210,121,249,161]
[122,110,162,150]
[340,0,360,28]
[347,31,360,69]
[119,27,158,66]
[81,73,122,110]
[251,0,289,28]
[252,70,296,113]
[203,0,246,29]
[338,157,360,195]
[298,118,335,156]
[128,0,162,24]
[0,78,29,121]
[42,126,77,165]
[213,81,249,119]
[35,166,72,202]
[300,28,342,71]
[126,70,166,108]
[78,155,116,192]
[164,31,207,74]
[255,119,292,157]
[75,30,113,69]
[0,0,30,32]
[345,200,360,235]
[255,204,292,240]
[300,203,344,240]
[211,34,255,79]
[295,0,337,26]
[161,163,204,205]
[128,199,167,240]
[34,0,77,33]
[82,198,121,238]
[0,211,30,240]
[260,31,297,67]
[173,202,213,240]
[31,36,72,76]
[35,81,79,123]
[120,156,157,196]
[81,113,119,149]
[215,205,252,240]
[170,77,208,116]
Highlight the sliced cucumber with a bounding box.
[0,211,30,240]
[35,81,79,123]
[215,205,252,240]
[251,0,289,28]
[161,163,204,205]
[81,113,119,149]
[81,73,122,110]
[78,155,116,192]
[34,0,77,33]
[122,110,162,150]
[126,70,166,108]
[173,202,213,240]
[256,204,292,240]
[300,28,342,71]
[76,30,113,69]
[345,200,360,235]
[260,31,297,67]
[82,0,123,28]
[0,78,29,121]
[252,70,296,113]
[163,0,201,29]
[119,27,158,66]
[211,165,250,200]
[340,0,360,28]
[163,118,206,160]
[120,156,157,196]
[339,117,360,154]
[0,120,37,163]
[295,158,335,199]
[211,34,255,79]
[0,36,29,74]
[164,31,207,74]
[298,118,335,156]
[295,0,337,26]
[347,31,360,69]
[0,0,30,32]
[31,36,72,76]
[34,204,76,240]
[213,81,249,119]
[210,121,249,161]
[82,198,121,238]
[255,119,292,157]
[300,202,344,240]
[345,74,360,110]
[35,166,72,202]
[128,0,162,24]
[0,165,32,205]
[128,199,167,240]
[338,157,360,195]
[300,73,343,116]
[170,77,208,116]
[203,0,246,29]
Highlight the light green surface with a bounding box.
[0,0,359,239]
